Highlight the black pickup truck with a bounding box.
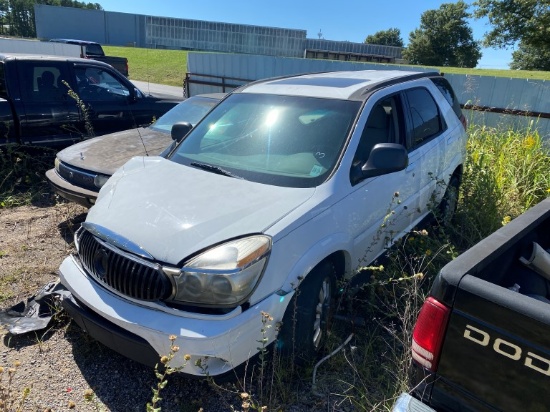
[0,53,180,147]
[395,198,550,412]
[49,39,129,77]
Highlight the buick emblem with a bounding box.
[93,248,109,279]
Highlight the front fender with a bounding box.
[280,232,352,292]
[249,229,353,306]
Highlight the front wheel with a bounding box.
[278,261,336,362]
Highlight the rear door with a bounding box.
[17,60,81,146]
[402,84,447,225]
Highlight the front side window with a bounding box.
[353,95,403,167]
[405,88,443,147]
[74,66,129,101]
[169,93,360,188]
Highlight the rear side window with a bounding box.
[18,61,70,102]
[430,77,463,121]
[405,88,443,147]
[84,43,103,56]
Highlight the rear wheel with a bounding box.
[438,175,460,226]
[278,261,336,361]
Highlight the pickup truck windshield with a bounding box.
[169,93,360,188]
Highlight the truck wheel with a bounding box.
[439,175,459,226]
[278,261,336,362]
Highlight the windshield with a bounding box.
[169,93,360,188]
[150,96,219,134]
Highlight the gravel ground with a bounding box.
[0,202,361,411]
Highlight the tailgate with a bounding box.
[433,275,550,411]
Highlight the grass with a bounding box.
[104,46,188,87]
[329,124,550,410]
[433,66,550,80]
[0,146,57,208]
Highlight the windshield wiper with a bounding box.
[190,162,242,179]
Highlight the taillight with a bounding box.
[412,296,450,372]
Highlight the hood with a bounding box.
[87,157,316,264]
[56,128,172,175]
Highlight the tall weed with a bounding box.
[0,145,56,208]
[455,124,550,247]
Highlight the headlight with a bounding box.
[94,174,110,189]
[167,235,271,307]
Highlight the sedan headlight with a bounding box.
[167,235,271,307]
[94,174,110,189]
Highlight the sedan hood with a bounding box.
[56,128,172,175]
[87,157,316,264]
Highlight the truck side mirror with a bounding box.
[171,122,193,142]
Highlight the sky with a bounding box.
[98,0,513,70]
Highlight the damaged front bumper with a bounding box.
[57,255,290,376]
[0,280,69,335]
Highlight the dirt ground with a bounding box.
[0,203,217,412]
[0,202,346,411]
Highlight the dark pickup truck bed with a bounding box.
[395,198,550,412]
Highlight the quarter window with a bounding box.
[430,77,463,122]
[18,62,69,102]
[405,88,443,146]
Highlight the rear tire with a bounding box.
[278,261,336,362]
[438,175,460,226]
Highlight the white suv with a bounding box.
[58,70,467,376]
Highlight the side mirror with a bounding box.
[128,87,141,102]
[171,122,193,143]
[351,143,408,183]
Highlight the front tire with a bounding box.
[278,260,336,362]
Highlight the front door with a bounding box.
[342,94,415,269]
[73,65,136,136]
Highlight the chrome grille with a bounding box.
[58,162,97,191]
[78,229,172,301]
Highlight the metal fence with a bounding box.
[186,52,550,138]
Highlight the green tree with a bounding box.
[403,1,481,68]
[6,0,102,38]
[364,28,404,47]
[473,0,550,70]
[510,42,550,71]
